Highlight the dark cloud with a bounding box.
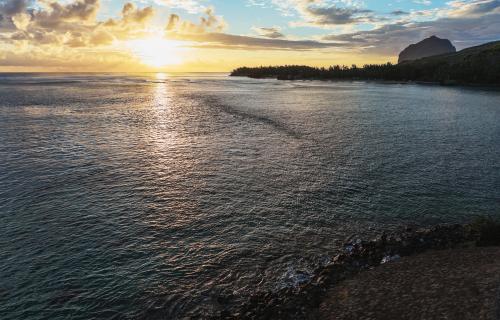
[165,6,349,50]
[0,0,28,16]
[390,10,409,16]
[253,27,285,39]
[0,0,31,30]
[166,14,179,31]
[323,0,500,54]
[121,2,154,24]
[169,32,345,50]
[464,0,500,14]
[303,5,375,25]
[34,0,100,28]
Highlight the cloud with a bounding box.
[82,3,155,45]
[0,46,136,71]
[252,26,285,39]
[33,0,100,28]
[390,10,409,16]
[165,7,226,34]
[168,32,347,50]
[165,7,349,50]
[0,0,28,16]
[0,0,156,48]
[121,2,154,24]
[413,0,432,5]
[1,0,499,70]
[11,12,30,30]
[248,0,377,27]
[103,2,155,30]
[299,5,375,25]
[154,0,205,14]
[323,0,500,54]
[0,0,30,30]
[447,0,500,16]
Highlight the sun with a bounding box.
[127,38,187,68]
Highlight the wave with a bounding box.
[203,96,303,140]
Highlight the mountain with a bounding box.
[408,40,499,66]
[231,40,500,85]
[398,36,456,63]
[401,40,500,83]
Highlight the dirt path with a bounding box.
[319,247,500,320]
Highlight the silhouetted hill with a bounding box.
[398,36,456,63]
[230,40,500,85]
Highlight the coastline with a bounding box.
[318,246,500,319]
[229,40,500,88]
[212,219,500,319]
[231,75,500,89]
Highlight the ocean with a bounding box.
[1,73,499,319]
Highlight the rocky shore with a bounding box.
[319,246,500,320]
[210,219,500,320]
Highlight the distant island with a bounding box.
[398,35,456,63]
[230,39,500,86]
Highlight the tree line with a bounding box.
[230,47,500,85]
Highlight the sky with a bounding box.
[0,0,499,71]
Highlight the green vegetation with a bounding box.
[231,41,500,85]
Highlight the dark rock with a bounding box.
[210,222,496,319]
[398,35,456,63]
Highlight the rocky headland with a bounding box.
[398,35,456,63]
[230,40,500,85]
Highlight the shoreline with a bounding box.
[211,219,500,319]
[231,75,500,89]
[318,246,500,319]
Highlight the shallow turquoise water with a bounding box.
[1,73,499,319]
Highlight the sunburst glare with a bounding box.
[127,38,188,67]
